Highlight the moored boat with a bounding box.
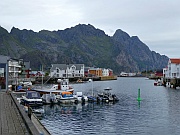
[154,79,162,86]
[31,78,74,95]
[74,92,88,104]
[21,91,43,106]
[41,93,58,104]
[97,87,119,102]
[56,91,77,104]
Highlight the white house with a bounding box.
[163,58,180,79]
[8,59,23,78]
[102,68,109,76]
[50,64,84,78]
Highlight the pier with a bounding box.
[163,78,180,89]
[0,89,50,135]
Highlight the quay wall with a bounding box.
[100,75,117,81]
[163,78,180,89]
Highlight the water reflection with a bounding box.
[41,102,118,135]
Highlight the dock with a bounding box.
[0,89,50,135]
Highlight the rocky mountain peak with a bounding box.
[112,29,130,42]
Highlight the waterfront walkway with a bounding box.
[0,90,29,135]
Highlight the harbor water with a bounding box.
[40,77,180,135]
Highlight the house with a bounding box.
[164,58,180,79]
[86,67,113,77]
[89,67,102,77]
[154,69,163,78]
[102,68,109,76]
[50,64,84,78]
[30,71,45,77]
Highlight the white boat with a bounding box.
[74,92,88,103]
[19,81,32,87]
[154,79,162,86]
[97,87,119,102]
[31,79,74,94]
[56,91,77,104]
[21,91,43,106]
[41,93,58,104]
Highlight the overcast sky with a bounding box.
[1,0,180,58]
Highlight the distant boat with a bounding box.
[154,79,162,86]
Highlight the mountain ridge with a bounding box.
[0,24,168,74]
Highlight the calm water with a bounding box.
[40,77,180,135]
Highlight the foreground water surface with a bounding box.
[40,77,180,135]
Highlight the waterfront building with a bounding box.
[8,58,23,78]
[163,58,180,79]
[163,58,180,88]
[86,67,113,77]
[29,71,45,77]
[102,68,109,76]
[89,67,102,77]
[50,64,84,78]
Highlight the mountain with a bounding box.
[0,24,169,74]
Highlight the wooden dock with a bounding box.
[0,90,30,135]
[0,89,50,135]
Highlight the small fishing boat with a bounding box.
[97,87,119,102]
[57,91,77,104]
[31,79,74,95]
[21,91,43,106]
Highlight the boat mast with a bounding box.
[41,65,43,89]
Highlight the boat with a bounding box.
[56,91,77,104]
[154,79,162,86]
[74,92,88,104]
[87,79,98,102]
[97,87,119,102]
[87,95,98,102]
[76,79,84,83]
[21,91,43,106]
[41,93,58,104]
[31,79,74,95]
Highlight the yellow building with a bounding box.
[89,68,102,77]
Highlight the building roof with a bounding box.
[170,58,180,64]
[50,64,84,71]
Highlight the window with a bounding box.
[56,68,59,73]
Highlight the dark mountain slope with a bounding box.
[0,24,168,74]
